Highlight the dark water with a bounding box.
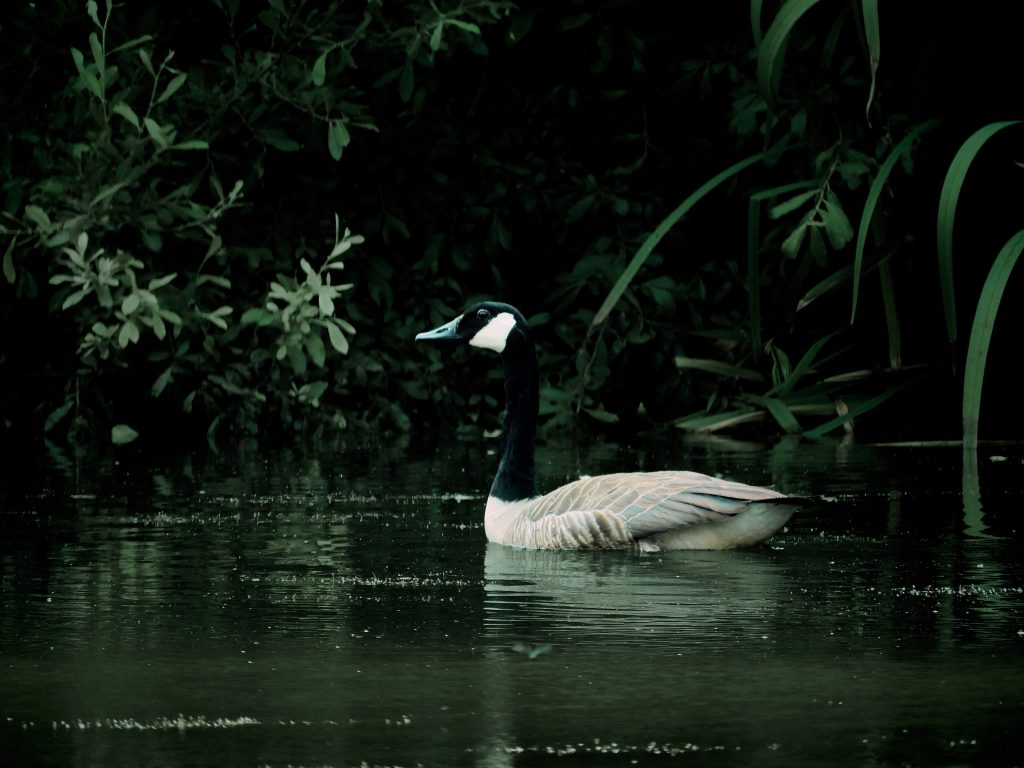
[1,435,1022,767]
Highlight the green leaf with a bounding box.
[803,381,909,439]
[144,118,170,148]
[156,72,187,104]
[797,264,854,311]
[24,205,52,229]
[566,194,594,222]
[317,288,335,315]
[44,399,74,432]
[161,308,185,325]
[936,120,1021,344]
[88,32,105,73]
[112,102,141,130]
[109,34,155,55]
[398,66,414,102]
[260,128,300,152]
[170,140,209,150]
[766,332,836,397]
[757,397,802,434]
[198,274,232,290]
[91,180,129,206]
[111,424,139,445]
[2,237,15,283]
[963,228,1024,449]
[821,191,854,249]
[71,47,102,98]
[62,289,90,310]
[561,13,591,30]
[747,180,817,360]
[312,50,328,86]
[151,313,167,340]
[781,218,809,258]
[852,119,939,322]
[305,332,326,368]
[584,408,619,424]
[750,0,764,47]
[879,259,901,369]
[448,19,481,34]
[674,407,765,433]
[118,319,140,347]
[429,22,444,51]
[768,188,817,219]
[141,230,163,252]
[148,273,177,291]
[675,356,766,382]
[286,344,308,375]
[241,307,275,326]
[138,48,154,75]
[862,0,880,115]
[152,366,174,397]
[327,120,350,161]
[592,153,761,327]
[122,293,140,314]
[757,0,821,109]
[325,320,349,354]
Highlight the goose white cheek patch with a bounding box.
[469,312,517,352]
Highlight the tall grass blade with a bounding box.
[851,119,938,323]
[797,264,852,310]
[878,260,901,369]
[750,0,764,47]
[803,378,916,438]
[674,407,765,433]
[748,180,817,358]
[861,0,880,119]
[767,332,836,397]
[962,228,1024,449]
[758,396,802,434]
[756,0,821,109]
[592,153,762,328]
[675,356,766,382]
[937,120,1021,345]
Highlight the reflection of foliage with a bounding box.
[1,1,1021,442]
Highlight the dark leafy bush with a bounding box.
[2,1,1022,443]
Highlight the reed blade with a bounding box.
[963,228,1024,449]
[851,119,938,323]
[937,120,1022,345]
[757,0,822,109]
[592,154,762,328]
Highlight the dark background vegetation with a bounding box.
[2,0,1022,446]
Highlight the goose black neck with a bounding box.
[490,336,539,503]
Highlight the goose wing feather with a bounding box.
[527,470,792,539]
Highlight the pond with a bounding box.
[1,434,1022,767]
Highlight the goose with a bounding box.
[416,301,818,551]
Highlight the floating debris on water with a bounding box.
[894,585,1023,597]
[472,737,741,758]
[23,715,262,732]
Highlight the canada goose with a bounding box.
[416,302,817,551]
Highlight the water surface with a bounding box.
[1,436,1022,767]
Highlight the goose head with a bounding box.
[415,302,531,355]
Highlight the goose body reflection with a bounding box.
[417,302,817,551]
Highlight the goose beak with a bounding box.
[415,316,461,342]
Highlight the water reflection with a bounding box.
[484,544,793,651]
[1,436,1022,767]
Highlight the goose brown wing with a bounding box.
[528,471,792,539]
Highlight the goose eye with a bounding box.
[476,309,491,320]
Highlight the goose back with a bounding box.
[485,470,814,550]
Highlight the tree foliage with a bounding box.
[2,1,1022,443]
